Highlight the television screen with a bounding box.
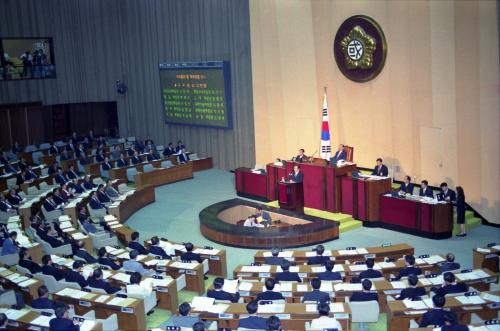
[159,61,232,129]
[0,37,56,81]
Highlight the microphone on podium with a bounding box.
[308,150,318,162]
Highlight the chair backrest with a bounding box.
[344,145,354,162]
[93,177,105,186]
[0,290,17,306]
[143,164,154,173]
[41,167,49,176]
[156,145,164,152]
[348,300,380,323]
[117,138,126,144]
[127,136,136,142]
[161,161,172,168]
[0,253,19,266]
[117,183,130,194]
[16,265,32,275]
[60,280,82,290]
[34,273,63,293]
[100,313,119,331]
[6,177,17,190]
[55,141,65,147]
[27,186,40,195]
[39,143,51,149]
[190,153,199,160]
[25,145,37,152]
[126,167,138,182]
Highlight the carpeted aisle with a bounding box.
[125,169,500,330]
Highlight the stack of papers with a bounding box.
[403,299,428,310]
[241,265,271,273]
[95,294,111,303]
[4,309,30,320]
[329,303,345,312]
[334,283,363,291]
[112,273,131,283]
[476,248,491,253]
[378,261,396,268]
[238,282,253,292]
[193,248,220,255]
[257,304,285,314]
[423,255,445,264]
[349,265,367,272]
[319,282,333,292]
[170,261,197,269]
[31,314,54,327]
[191,296,214,309]
[455,295,486,305]
[390,281,407,289]
[482,293,500,303]
[221,279,239,293]
[297,284,308,292]
[280,282,293,292]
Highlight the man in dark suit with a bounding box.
[89,191,106,211]
[130,152,142,165]
[431,272,468,297]
[399,176,414,195]
[438,253,461,273]
[87,268,121,294]
[372,158,389,176]
[149,236,171,259]
[54,168,69,185]
[7,189,24,206]
[32,285,57,310]
[438,182,456,203]
[395,255,422,280]
[175,140,185,153]
[65,261,88,288]
[42,193,60,212]
[49,142,60,155]
[49,304,80,331]
[419,180,434,198]
[41,254,64,280]
[59,150,70,161]
[349,279,378,302]
[116,154,128,168]
[0,196,14,214]
[66,139,76,153]
[289,164,304,183]
[95,150,105,163]
[126,146,136,156]
[0,312,7,331]
[207,277,240,303]
[168,302,202,328]
[307,245,331,265]
[66,165,79,180]
[419,295,447,327]
[264,248,284,266]
[16,170,28,186]
[75,241,97,263]
[275,259,301,282]
[70,178,85,194]
[178,148,190,164]
[396,274,425,300]
[25,165,38,181]
[318,260,342,281]
[440,311,470,331]
[294,149,308,163]
[97,185,111,205]
[180,242,202,263]
[330,144,346,165]
[101,157,113,171]
[256,278,284,301]
[128,231,149,255]
[97,247,121,270]
[18,248,42,274]
[163,143,175,157]
[82,176,96,190]
[359,258,383,280]
[3,162,17,174]
[302,278,330,303]
[52,188,67,205]
[146,150,157,162]
[238,300,267,330]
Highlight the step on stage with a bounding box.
[199,198,339,249]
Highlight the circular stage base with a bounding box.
[199,198,339,249]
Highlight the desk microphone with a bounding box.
[309,150,318,161]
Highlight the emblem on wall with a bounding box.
[334,15,387,82]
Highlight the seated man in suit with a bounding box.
[54,168,69,185]
[16,170,29,186]
[95,149,105,162]
[330,144,346,165]
[438,182,456,203]
[180,242,202,263]
[163,143,175,157]
[87,268,121,294]
[97,247,121,270]
[256,278,284,301]
[275,259,301,283]
[104,180,120,200]
[399,175,414,195]
[66,138,76,152]
[419,180,434,198]
[264,248,284,266]
[438,253,461,273]
[65,261,88,288]
[238,300,267,330]
[59,149,71,161]
[25,165,38,181]
[75,241,97,263]
[49,304,80,331]
[18,248,41,274]
[17,157,28,171]
[89,191,106,211]
[101,156,114,171]
[3,162,18,174]
[294,148,308,163]
[0,196,15,215]
[130,151,142,165]
[310,302,343,330]
[70,178,85,194]
[7,189,24,207]
[318,260,342,281]
[66,165,79,180]
[110,146,122,160]
[349,279,378,302]
[395,255,422,280]
[149,236,172,259]
[175,140,185,153]
[307,244,331,266]
[123,249,153,276]
[288,164,304,183]
[41,254,65,280]
[52,188,68,205]
[32,285,57,310]
[42,193,62,213]
[372,158,389,177]
[146,149,157,162]
[1,231,19,256]
[178,148,190,164]
[49,142,60,155]
[431,272,468,297]
[116,154,129,168]
[302,278,330,303]
[396,274,426,300]
[419,295,447,327]
[35,223,68,248]
[97,184,112,206]
[60,183,74,201]
[359,258,383,280]
[128,231,149,255]
[82,175,96,190]
[0,312,7,331]
[168,302,202,328]
[207,277,240,303]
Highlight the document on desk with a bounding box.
[5,309,30,320]
[423,298,434,308]
[31,314,54,327]
[277,251,293,258]
[18,278,38,288]
[423,255,445,264]
[403,299,427,310]
[390,281,406,289]
[221,279,238,293]
[349,265,367,271]
[329,303,345,312]
[419,278,432,286]
[257,304,285,314]
[306,304,317,312]
[112,273,131,283]
[193,248,220,255]
[378,261,396,269]
[482,293,500,303]
[95,294,111,303]
[206,304,229,314]
[238,282,254,292]
[191,296,215,309]
[429,275,444,285]
[241,265,271,273]
[476,248,491,253]
[356,248,369,254]
[107,297,128,307]
[297,284,308,292]
[151,277,173,288]
[102,270,112,280]
[170,261,198,270]
[280,282,293,292]
[311,266,326,273]
[319,282,333,292]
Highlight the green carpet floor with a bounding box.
[122,169,499,330]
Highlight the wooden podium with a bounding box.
[278,181,304,214]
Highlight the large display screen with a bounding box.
[0,37,56,81]
[159,61,232,129]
